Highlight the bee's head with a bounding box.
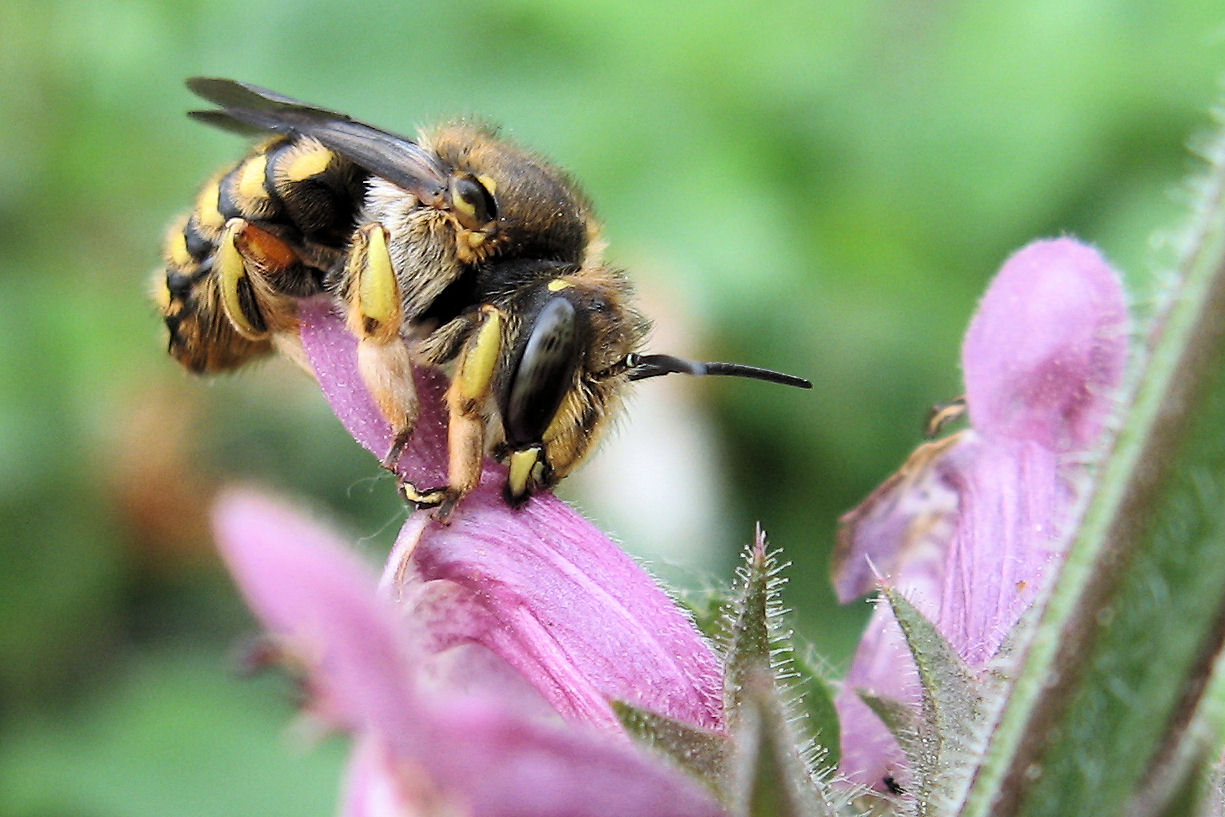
[480,262,645,505]
[428,123,597,268]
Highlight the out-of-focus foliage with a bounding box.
[0,1,1220,814]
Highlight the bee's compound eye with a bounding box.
[448,173,497,229]
[502,296,580,447]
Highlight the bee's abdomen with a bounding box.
[156,239,274,374]
[186,136,370,262]
[158,137,371,373]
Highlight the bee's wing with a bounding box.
[186,77,450,206]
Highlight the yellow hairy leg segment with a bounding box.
[344,223,419,468]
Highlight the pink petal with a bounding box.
[216,492,727,817]
[341,738,428,817]
[833,436,1068,790]
[414,695,727,817]
[212,490,418,738]
[386,481,726,732]
[834,238,1130,790]
[297,297,453,488]
[832,434,967,604]
[962,238,1129,451]
[934,439,1064,665]
[343,704,730,817]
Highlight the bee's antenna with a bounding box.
[625,353,812,389]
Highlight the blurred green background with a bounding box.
[1,0,1222,813]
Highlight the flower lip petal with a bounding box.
[215,491,727,817]
[344,700,730,817]
[386,474,727,732]
[834,238,1131,790]
[297,296,726,734]
[832,433,966,603]
[962,238,1129,450]
[427,694,729,817]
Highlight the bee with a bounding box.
[156,78,812,519]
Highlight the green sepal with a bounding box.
[718,531,847,815]
[867,587,986,814]
[790,651,842,770]
[723,529,782,717]
[882,587,981,747]
[612,699,734,803]
[737,668,838,817]
[858,691,918,749]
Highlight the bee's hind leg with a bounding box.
[342,223,420,470]
[213,217,306,341]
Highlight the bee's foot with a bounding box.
[399,482,460,524]
[432,494,460,525]
[501,482,533,510]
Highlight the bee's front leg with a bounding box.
[401,305,504,523]
[342,224,420,469]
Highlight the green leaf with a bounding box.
[1203,756,1225,817]
[1146,748,1214,817]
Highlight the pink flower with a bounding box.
[213,491,727,817]
[831,239,1130,791]
[210,299,734,812]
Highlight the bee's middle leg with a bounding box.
[343,223,419,468]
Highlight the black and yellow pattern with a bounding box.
[157,135,367,372]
